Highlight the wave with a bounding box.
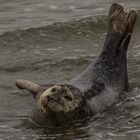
[0,15,107,43]
[0,12,139,48]
[0,11,140,38]
[0,55,96,73]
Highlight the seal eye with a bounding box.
[64,95,72,101]
[51,88,56,93]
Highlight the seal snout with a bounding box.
[47,87,73,102]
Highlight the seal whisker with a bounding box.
[67,111,74,120]
[60,113,64,124]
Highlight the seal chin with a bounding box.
[48,102,64,113]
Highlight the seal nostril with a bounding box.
[47,95,54,102]
[64,95,72,101]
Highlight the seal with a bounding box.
[15,3,137,125]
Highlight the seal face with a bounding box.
[37,85,82,115]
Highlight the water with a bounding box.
[0,0,140,139]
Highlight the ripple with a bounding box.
[69,6,76,10]
[46,48,58,51]
[24,8,33,12]
[49,5,58,10]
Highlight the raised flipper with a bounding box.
[108,3,137,36]
[69,3,137,93]
[16,79,45,98]
[119,34,131,91]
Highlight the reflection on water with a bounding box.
[0,0,140,140]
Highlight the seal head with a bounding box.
[37,85,82,115]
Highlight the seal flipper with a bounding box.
[16,79,45,98]
[69,3,137,93]
[119,34,131,92]
[120,34,131,53]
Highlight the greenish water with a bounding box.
[0,0,140,139]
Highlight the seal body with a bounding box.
[69,33,131,116]
[15,3,137,126]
